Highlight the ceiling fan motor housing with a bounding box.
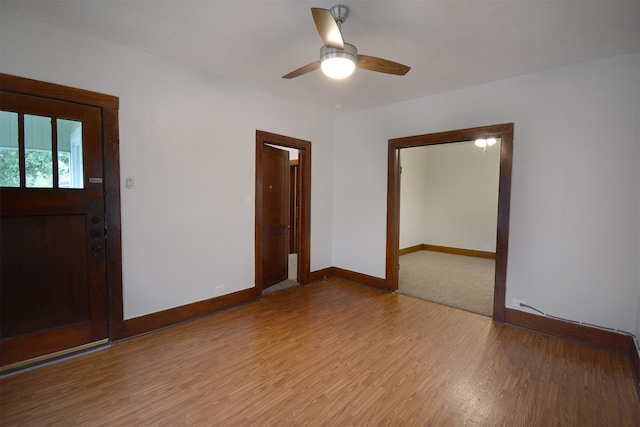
[320,42,357,63]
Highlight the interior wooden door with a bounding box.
[261,145,290,288]
[0,91,108,367]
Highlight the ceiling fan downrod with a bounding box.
[330,4,349,28]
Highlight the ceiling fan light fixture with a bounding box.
[321,57,355,79]
[320,43,357,79]
[475,137,497,148]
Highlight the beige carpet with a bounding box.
[397,250,494,317]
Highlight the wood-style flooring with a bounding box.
[1,279,638,426]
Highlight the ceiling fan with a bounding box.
[283,5,411,80]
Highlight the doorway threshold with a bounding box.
[1,338,110,377]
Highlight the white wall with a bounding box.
[334,53,640,334]
[2,11,639,338]
[0,11,335,319]
[400,142,500,252]
[399,147,427,248]
[423,141,500,252]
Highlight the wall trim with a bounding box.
[124,267,386,339]
[309,267,387,290]
[505,308,632,352]
[124,288,259,338]
[399,244,496,259]
[422,244,495,259]
[505,308,639,393]
[398,244,423,256]
[332,267,388,290]
[309,267,334,283]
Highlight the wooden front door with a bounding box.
[261,145,290,288]
[1,91,109,367]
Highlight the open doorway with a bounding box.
[255,130,311,295]
[386,124,513,322]
[397,140,501,316]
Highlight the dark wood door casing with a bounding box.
[255,131,311,292]
[386,123,514,322]
[0,74,124,346]
[289,162,300,254]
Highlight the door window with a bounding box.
[57,119,84,189]
[24,114,53,188]
[0,111,19,187]
[0,111,84,189]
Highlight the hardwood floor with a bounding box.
[1,279,638,426]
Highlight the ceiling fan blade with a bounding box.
[311,8,344,49]
[282,61,321,79]
[357,55,411,76]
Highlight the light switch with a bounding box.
[125,177,134,189]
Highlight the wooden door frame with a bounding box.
[289,160,300,253]
[386,123,513,322]
[255,130,311,292]
[1,73,125,340]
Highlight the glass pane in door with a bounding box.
[24,114,53,188]
[0,111,20,187]
[57,119,84,189]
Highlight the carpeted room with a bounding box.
[396,138,500,317]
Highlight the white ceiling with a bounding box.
[2,0,638,114]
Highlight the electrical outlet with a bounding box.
[214,285,226,294]
[512,299,526,309]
